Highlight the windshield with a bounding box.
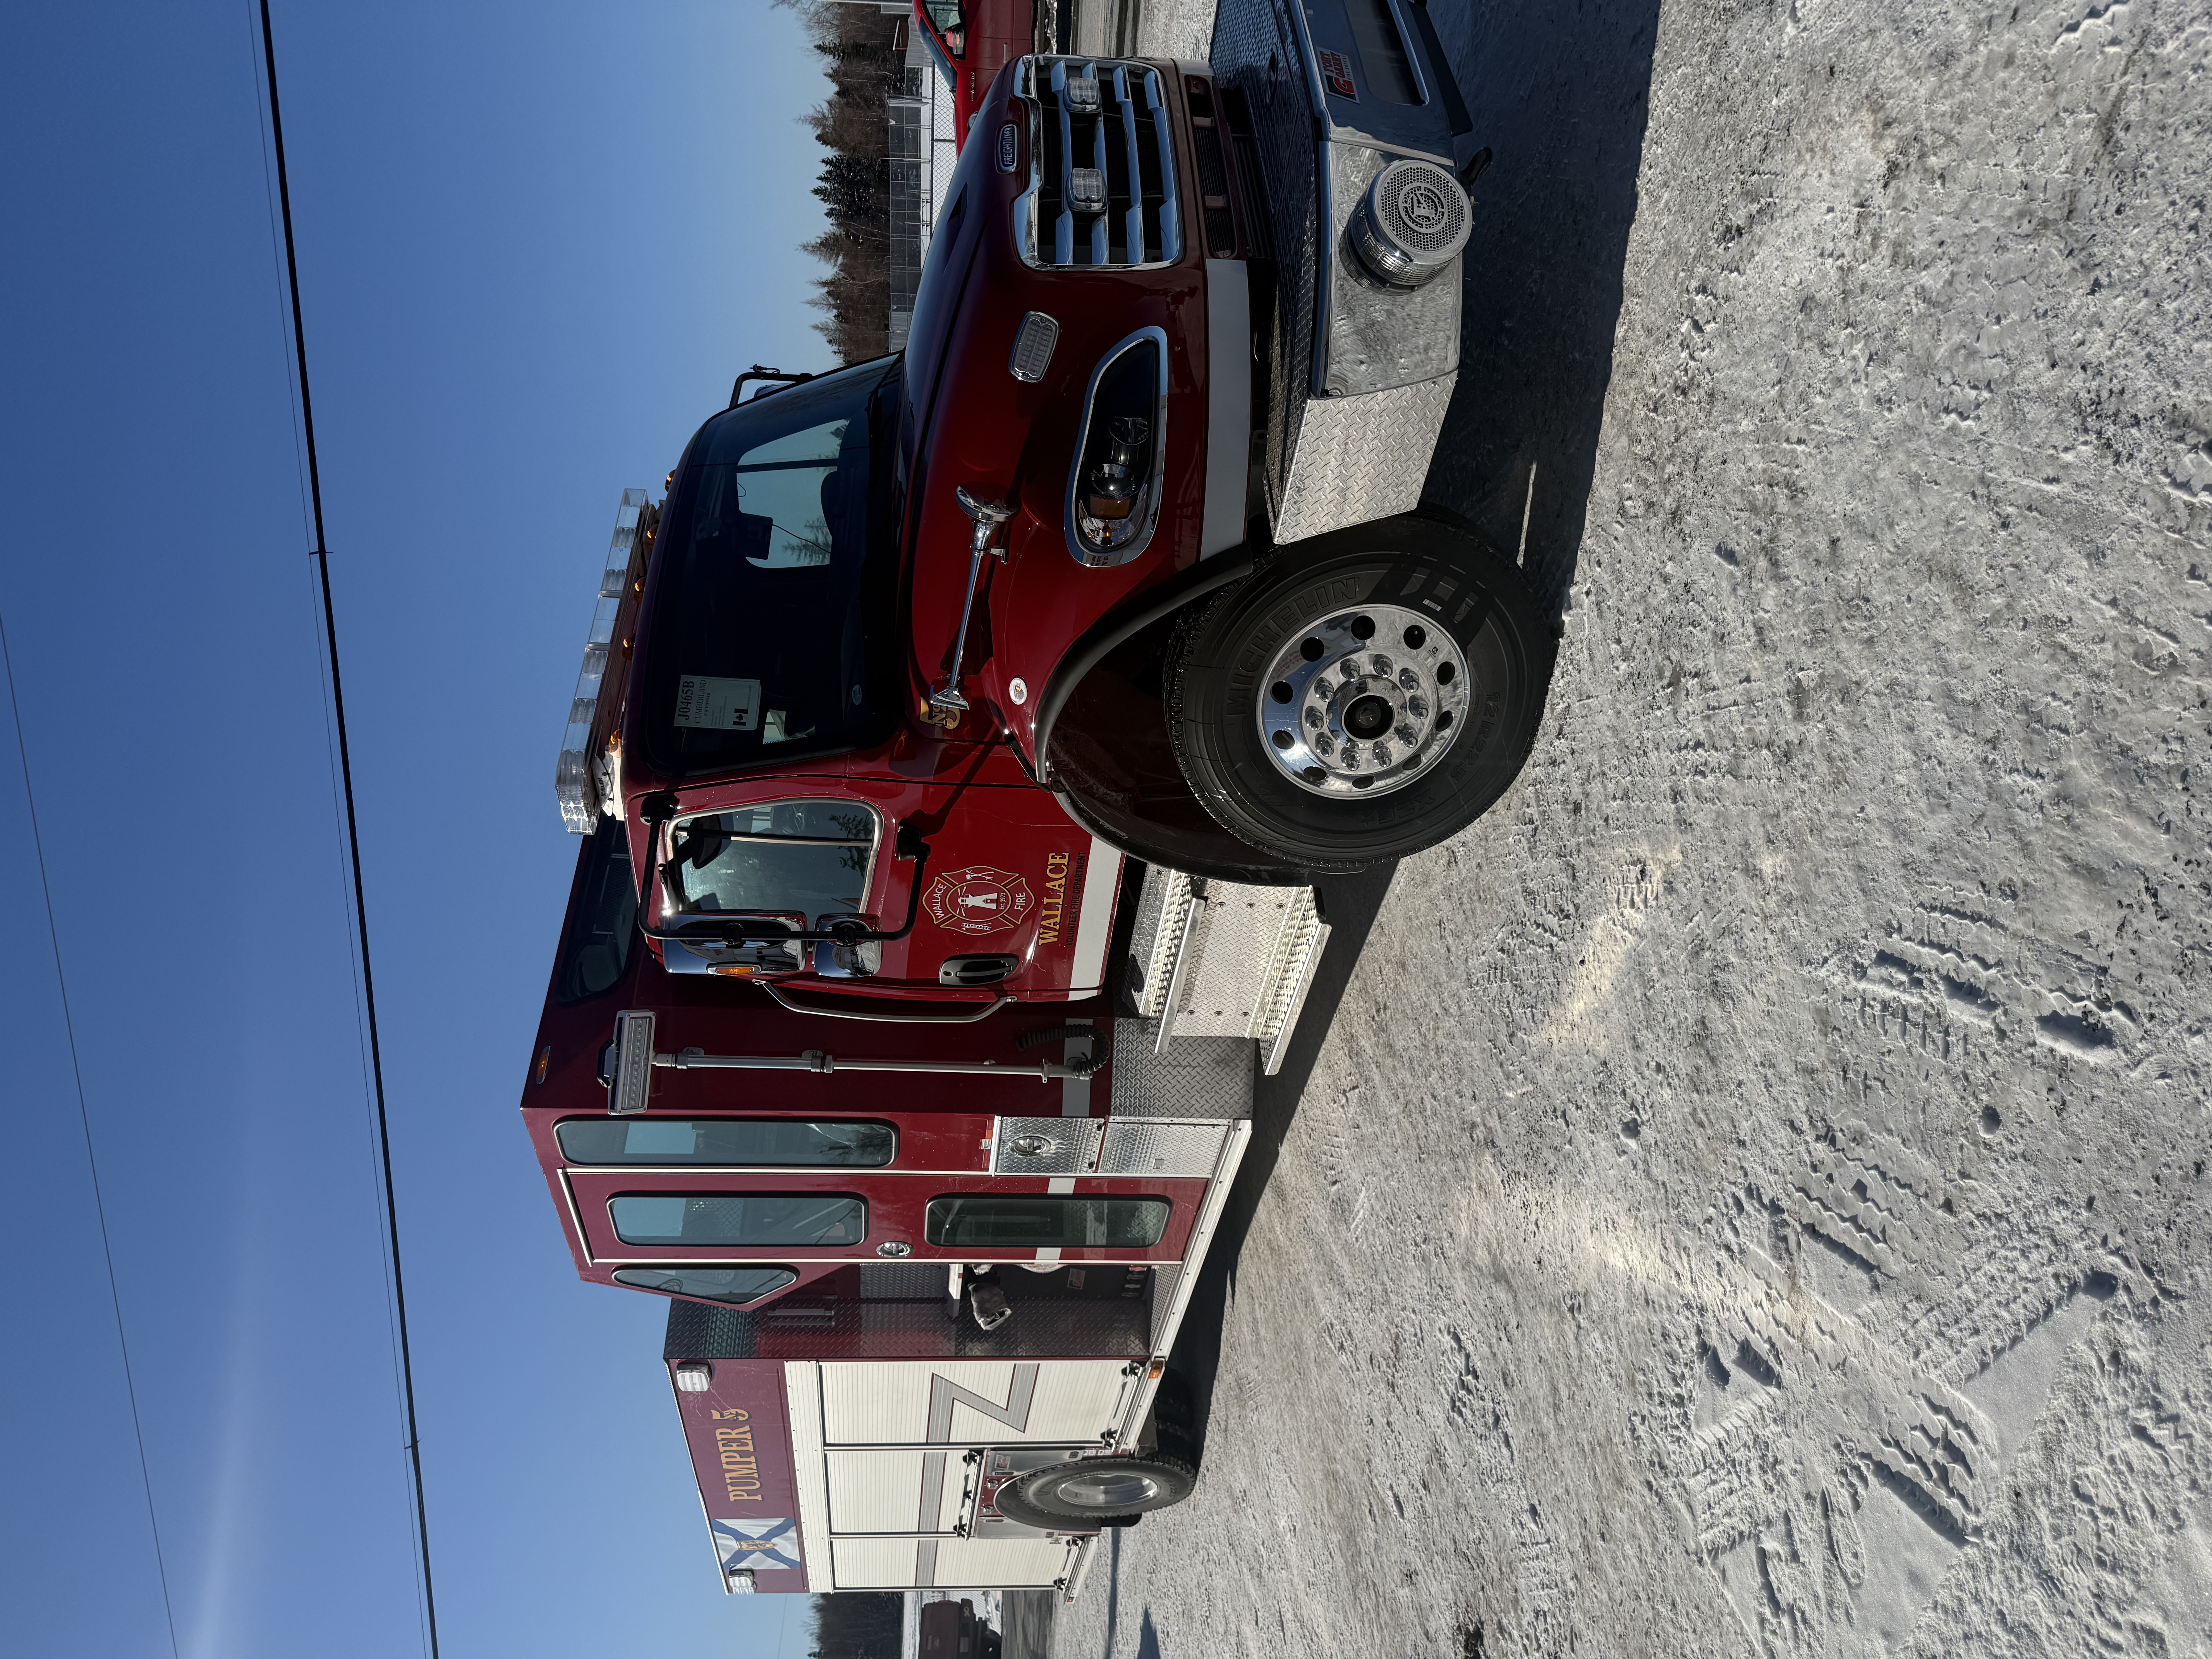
[640,359,902,777]
[663,801,879,923]
[923,1,964,56]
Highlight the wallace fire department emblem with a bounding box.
[923,865,1035,936]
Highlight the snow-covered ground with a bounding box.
[1056,0,2212,1654]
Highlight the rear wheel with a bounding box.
[1166,515,1554,870]
[991,1452,1198,1530]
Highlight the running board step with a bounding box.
[1135,872,1330,1076]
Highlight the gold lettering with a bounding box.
[1039,851,1072,944]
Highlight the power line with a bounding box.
[237,0,417,1531]
[0,611,182,1659]
[252,5,443,1655]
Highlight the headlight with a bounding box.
[1065,327,1168,568]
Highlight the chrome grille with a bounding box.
[1017,57,1182,270]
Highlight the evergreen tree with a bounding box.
[807,1592,904,1659]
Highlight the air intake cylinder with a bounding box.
[1348,158,1472,288]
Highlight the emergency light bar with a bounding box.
[555,488,651,834]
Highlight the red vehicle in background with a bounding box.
[912,0,1035,148]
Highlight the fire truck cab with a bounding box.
[551,0,1552,1022]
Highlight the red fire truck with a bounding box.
[912,0,1035,148]
[530,0,1547,1602]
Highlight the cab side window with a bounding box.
[666,800,878,921]
[556,819,638,1003]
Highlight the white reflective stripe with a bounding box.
[1047,1178,1076,1194]
[1035,1247,1062,1262]
[1069,839,1124,991]
[1200,258,1252,557]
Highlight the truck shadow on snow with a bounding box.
[1419,0,1664,621]
[1165,859,1398,1457]
[1159,0,1664,1467]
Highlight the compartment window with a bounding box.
[924,1195,1170,1250]
[611,1194,867,1247]
[560,1118,894,1167]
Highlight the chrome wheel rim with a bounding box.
[1052,1470,1161,1509]
[1255,603,1471,797]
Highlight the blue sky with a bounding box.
[0,3,837,1654]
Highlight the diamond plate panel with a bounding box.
[1321,144,1461,395]
[1170,884,1304,1036]
[1210,0,1460,546]
[1108,1020,1254,1118]
[859,1263,948,1300]
[1147,1264,1184,1351]
[1133,868,1192,1019]
[994,1115,1105,1174]
[1273,374,1458,543]
[1097,1119,1230,1177]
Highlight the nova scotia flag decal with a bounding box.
[712,1516,803,1571]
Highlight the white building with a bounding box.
[825,0,958,351]
[888,23,958,348]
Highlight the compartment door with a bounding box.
[830,1535,1076,1590]
[819,1360,1135,1447]
[825,1449,967,1535]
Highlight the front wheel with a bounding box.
[991,1453,1199,1530]
[1166,515,1555,871]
